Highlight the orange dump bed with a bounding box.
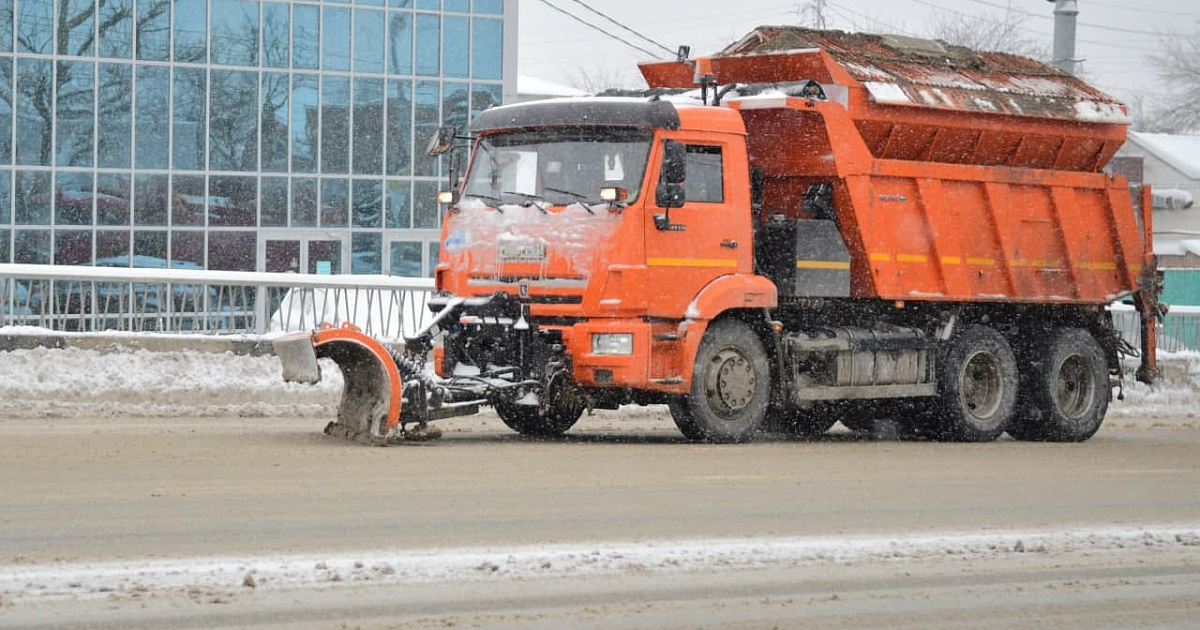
[642,27,1150,305]
[640,26,1129,172]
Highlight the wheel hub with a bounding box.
[1055,354,1095,419]
[960,350,1003,421]
[706,349,756,414]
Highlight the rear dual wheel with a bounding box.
[1008,328,1108,442]
[930,325,1019,442]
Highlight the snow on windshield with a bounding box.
[443,200,620,281]
[461,127,653,208]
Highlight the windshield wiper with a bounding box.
[501,191,549,213]
[543,186,585,199]
[542,187,597,214]
[463,192,505,213]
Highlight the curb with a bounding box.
[0,333,407,356]
[0,333,277,356]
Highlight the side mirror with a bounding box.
[661,140,687,185]
[425,125,457,157]
[656,140,687,214]
[656,182,685,209]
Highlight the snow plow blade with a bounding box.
[273,324,402,445]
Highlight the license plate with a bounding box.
[499,241,546,262]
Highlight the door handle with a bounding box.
[720,240,738,249]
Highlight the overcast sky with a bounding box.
[518,0,1200,108]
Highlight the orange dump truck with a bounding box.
[276,27,1161,445]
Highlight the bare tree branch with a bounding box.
[927,11,1047,59]
[1141,29,1200,133]
[570,66,640,95]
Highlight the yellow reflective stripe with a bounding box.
[870,254,1122,271]
[795,260,851,270]
[646,257,737,268]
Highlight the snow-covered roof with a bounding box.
[517,75,589,98]
[1127,131,1200,180]
[1155,237,1200,257]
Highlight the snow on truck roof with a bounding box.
[470,97,683,132]
[639,26,1128,125]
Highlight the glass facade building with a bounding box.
[0,0,515,275]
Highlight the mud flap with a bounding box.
[273,324,403,445]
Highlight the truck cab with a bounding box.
[430,98,775,420]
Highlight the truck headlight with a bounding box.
[591,333,633,355]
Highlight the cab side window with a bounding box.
[684,145,724,203]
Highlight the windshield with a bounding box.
[461,127,653,207]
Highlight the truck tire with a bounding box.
[671,319,771,443]
[764,404,837,438]
[495,402,582,438]
[1007,328,1108,442]
[932,325,1018,442]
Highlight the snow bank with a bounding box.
[0,346,341,419]
[1109,351,1200,419]
[2,525,1196,605]
[0,345,1195,421]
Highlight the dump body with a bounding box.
[639,26,1151,306]
[640,27,1128,171]
[732,95,1147,304]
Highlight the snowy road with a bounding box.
[1,411,1198,628]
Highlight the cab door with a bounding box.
[643,137,752,318]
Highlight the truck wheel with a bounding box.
[932,325,1018,442]
[495,402,582,437]
[764,404,837,438]
[671,319,771,443]
[1007,328,1108,442]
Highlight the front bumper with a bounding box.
[565,319,653,388]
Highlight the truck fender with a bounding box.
[684,273,778,322]
[675,274,779,385]
[275,323,402,444]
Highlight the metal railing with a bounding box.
[0,264,436,341]
[1109,303,1200,354]
[3,263,1198,352]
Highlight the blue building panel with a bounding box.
[0,0,512,275]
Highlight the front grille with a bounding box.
[523,295,583,305]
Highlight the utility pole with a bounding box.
[1047,0,1079,74]
[798,0,828,29]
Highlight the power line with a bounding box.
[560,0,676,57]
[898,0,1162,54]
[956,0,1186,38]
[1085,0,1200,18]
[666,2,801,26]
[531,0,665,60]
[825,0,918,35]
